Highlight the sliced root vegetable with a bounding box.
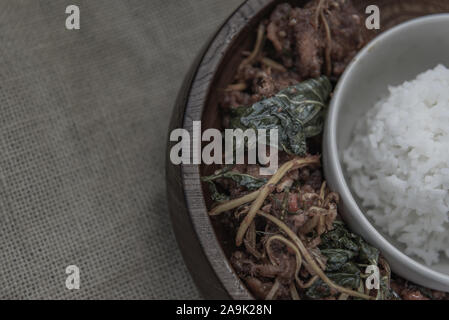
[209,190,259,216]
[235,155,320,246]
[243,24,265,66]
[290,283,301,300]
[225,83,247,91]
[298,275,319,289]
[321,9,333,77]
[265,278,281,300]
[261,57,287,72]
[319,181,326,205]
[244,222,261,259]
[258,211,374,300]
[266,235,303,286]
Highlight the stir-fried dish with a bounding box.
[202,0,448,300]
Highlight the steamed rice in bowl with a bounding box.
[344,65,449,266]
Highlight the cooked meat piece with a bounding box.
[253,69,277,99]
[286,212,307,232]
[271,69,301,89]
[400,289,430,300]
[291,6,323,79]
[287,193,299,212]
[245,277,273,300]
[231,251,296,283]
[266,0,373,80]
[306,169,323,190]
[266,3,295,68]
[431,290,449,300]
[325,0,373,76]
[390,278,447,300]
[221,90,253,109]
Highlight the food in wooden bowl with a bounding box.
[167,0,449,300]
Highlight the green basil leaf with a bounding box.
[202,167,267,191]
[229,76,332,156]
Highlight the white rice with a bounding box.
[343,65,449,265]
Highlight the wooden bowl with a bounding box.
[166,0,449,299]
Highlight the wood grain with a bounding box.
[167,0,449,299]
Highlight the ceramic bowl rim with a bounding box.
[324,13,449,291]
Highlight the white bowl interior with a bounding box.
[325,14,449,291]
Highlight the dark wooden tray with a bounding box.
[166,0,449,299]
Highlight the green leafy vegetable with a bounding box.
[320,249,357,272]
[320,221,379,265]
[202,167,268,203]
[305,279,331,299]
[202,167,267,190]
[207,182,229,203]
[327,264,361,289]
[305,221,383,299]
[229,76,332,155]
[378,275,399,300]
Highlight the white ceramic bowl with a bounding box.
[323,14,449,292]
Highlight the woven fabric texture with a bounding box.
[0,0,244,299]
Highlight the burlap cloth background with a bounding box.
[0,0,244,299]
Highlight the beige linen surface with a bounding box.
[0,0,245,299]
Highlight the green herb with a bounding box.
[305,221,383,299]
[378,275,399,300]
[320,221,379,265]
[229,76,332,155]
[327,262,361,289]
[202,167,268,203]
[320,249,357,272]
[305,279,331,299]
[202,167,267,191]
[206,182,229,203]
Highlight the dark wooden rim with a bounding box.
[179,0,276,300]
